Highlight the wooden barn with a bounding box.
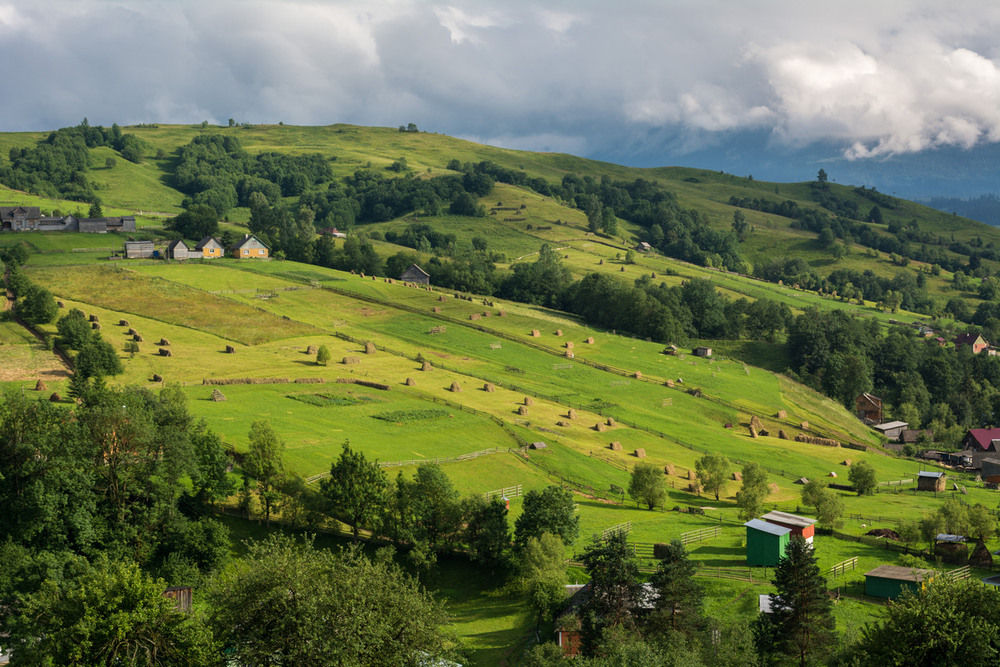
[124,240,155,259]
[982,458,1000,484]
[744,519,791,566]
[693,346,712,358]
[855,392,883,423]
[166,238,196,260]
[873,420,909,440]
[761,510,817,544]
[162,585,193,612]
[864,565,935,600]
[401,263,431,285]
[916,471,947,492]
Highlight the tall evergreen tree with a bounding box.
[579,531,643,656]
[648,540,703,637]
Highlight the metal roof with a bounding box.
[917,471,945,478]
[762,511,817,528]
[865,564,936,581]
[874,421,909,431]
[744,519,791,537]
[935,534,967,543]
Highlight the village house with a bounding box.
[401,263,431,285]
[230,234,269,259]
[855,393,883,423]
[872,421,908,440]
[1,206,135,233]
[166,239,197,260]
[195,236,224,258]
[960,427,1000,469]
[954,332,989,354]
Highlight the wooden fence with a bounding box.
[945,565,971,581]
[830,556,858,578]
[693,566,762,583]
[602,522,631,540]
[680,525,722,545]
[484,484,523,500]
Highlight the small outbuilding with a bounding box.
[401,264,431,285]
[761,510,818,545]
[124,240,155,259]
[982,458,1000,484]
[916,471,947,492]
[873,421,909,440]
[744,519,791,567]
[864,565,936,600]
[693,346,712,358]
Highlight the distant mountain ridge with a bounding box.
[921,194,1000,227]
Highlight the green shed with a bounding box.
[745,519,791,566]
[864,565,936,600]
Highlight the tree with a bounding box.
[462,495,510,570]
[514,485,580,548]
[816,169,828,187]
[319,441,389,542]
[800,479,843,530]
[579,531,643,657]
[316,344,331,366]
[75,335,124,379]
[190,425,235,505]
[628,462,667,509]
[409,463,461,550]
[89,200,103,218]
[519,532,568,622]
[732,208,750,241]
[206,534,452,666]
[695,453,730,501]
[869,205,884,225]
[758,538,835,666]
[845,577,1000,666]
[105,156,117,169]
[847,459,877,496]
[243,420,285,526]
[123,339,140,357]
[5,556,215,666]
[168,203,219,240]
[648,540,703,637]
[735,462,770,520]
[601,207,618,236]
[18,284,58,325]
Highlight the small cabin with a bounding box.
[166,239,196,260]
[745,519,790,566]
[124,240,155,259]
[873,421,909,440]
[761,510,817,544]
[916,471,946,492]
[693,347,712,358]
[401,264,431,285]
[864,565,935,600]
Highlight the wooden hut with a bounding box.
[744,519,790,566]
[761,511,817,544]
[864,565,935,600]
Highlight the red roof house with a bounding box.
[954,333,989,354]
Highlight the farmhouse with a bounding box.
[1,206,135,233]
[855,393,883,423]
[916,471,946,492]
[230,234,269,259]
[761,510,817,544]
[872,421,908,440]
[195,236,224,258]
[401,264,431,285]
[166,239,197,260]
[864,565,935,600]
[960,427,1000,469]
[744,519,791,566]
[954,333,989,354]
[124,240,155,259]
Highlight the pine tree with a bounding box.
[648,540,703,637]
[760,537,835,665]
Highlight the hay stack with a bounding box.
[225,345,236,354]
[484,383,495,392]
[89,314,99,322]
[35,379,46,391]
[567,409,576,419]
[91,322,101,330]
[159,348,172,357]
[555,329,563,336]
[159,338,170,346]
[768,483,780,494]
[432,306,441,313]
[688,482,702,493]
[664,379,675,388]
[306,345,318,355]
[49,392,60,402]
[531,329,540,337]
[211,389,226,402]
[498,311,506,317]
[364,341,377,355]
[606,417,616,427]
[634,449,646,458]
[421,361,432,371]
[688,469,696,480]
[556,420,570,427]
[842,459,852,466]
[565,341,574,349]
[482,311,490,318]
[57,301,64,308]
[343,356,360,364]
[119,319,129,326]
[585,337,594,344]
[518,405,529,415]
[438,295,447,301]
[594,422,607,432]
[524,397,534,406]
[564,350,574,358]
[152,374,163,382]
[664,464,675,475]
[609,441,623,451]
[128,328,137,335]
[450,382,462,393]
[732,471,742,481]
[800,421,809,430]
[633,371,642,379]
[133,334,143,342]
[749,425,758,438]
[405,377,415,386]
[778,429,789,440]
[749,415,764,431]
[470,313,481,320]
[776,410,787,419]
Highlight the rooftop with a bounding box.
[745,519,792,537]
[762,510,817,528]
[865,564,936,582]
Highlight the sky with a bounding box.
[2,0,999,198]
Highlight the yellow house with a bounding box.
[195,236,225,258]
[229,234,269,259]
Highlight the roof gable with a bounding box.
[967,428,1000,450]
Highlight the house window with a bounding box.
[243,249,248,255]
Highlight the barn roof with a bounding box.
[965,428,1000,450]
[745,519,791,537]
[762,510,817,528]
[864,564,936,582]
[401,263,430,278]
[874,421,909,432]
[917,471,945,479]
